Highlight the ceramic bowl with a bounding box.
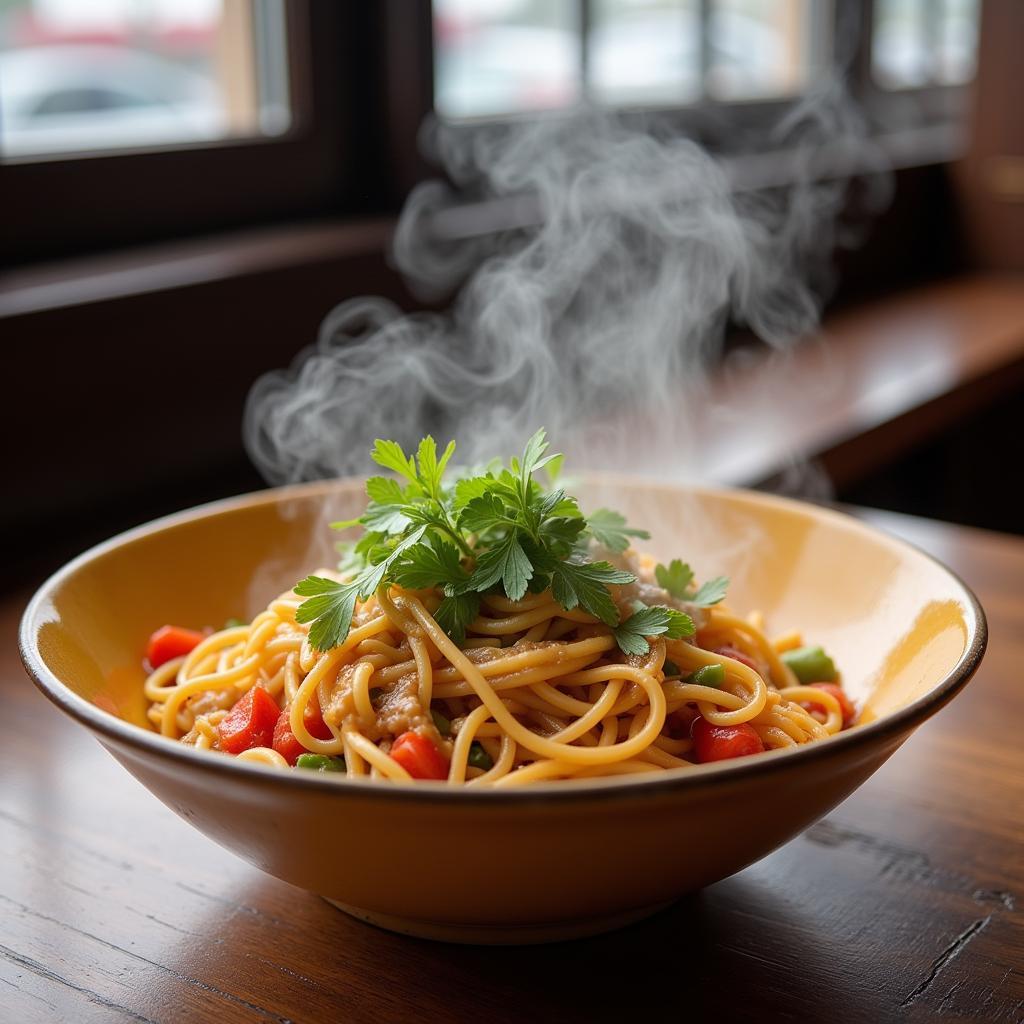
[19,479,986,943]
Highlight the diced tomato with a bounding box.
[666,706,699,739]
[800,682,856,728]
[218,686,281,754]
[272,710,306,766]
[271,694,335,766]
[712,645,761,674]
[146,625,206,669]
[691,716,765,763]
[389,731,448,780]
[303,692,333,740]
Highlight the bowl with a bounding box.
[19,479,986,944]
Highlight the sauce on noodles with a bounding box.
[142,433,854,784]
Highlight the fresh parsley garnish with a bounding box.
[586,508,651,554]
[613,605,695,657]
[293,430,714,655]
[655,558,729,607]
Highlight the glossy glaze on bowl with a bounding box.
[19,480,986,943]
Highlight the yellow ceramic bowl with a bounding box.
[19,480,986,944]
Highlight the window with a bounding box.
[872,0,979,89]
[433,0,981,121]
[433,0,830,119]
[0,2,361,265]
[0,0,291,159]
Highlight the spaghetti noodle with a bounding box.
[143,562,852,784]
[142,431,854,783]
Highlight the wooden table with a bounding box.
[2,508,1022,1023]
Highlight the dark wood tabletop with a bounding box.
[2,506,1022,1024]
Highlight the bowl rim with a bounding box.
[19,477,988,807]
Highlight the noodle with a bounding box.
[146,576,851,785]
[142,424,855,784]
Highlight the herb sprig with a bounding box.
[294,430,724,655]
[654,558,729,608]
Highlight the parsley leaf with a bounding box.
[292,430,659,650]
[360,500,410,535]
[415,436,456,502]
[295,527,426,651]
[390,540,468,591]
[294,577,360,653]
[433,592,481,644]
[357,527,427,596]
[655,559,695,598]
[548,560,634,626]
[365,476,405,505]
[371,439,418,485]
[519,428,558,488]
[458,492,513,535]
[453,476,493,510]
[466,534,534,601]
[690,576,729,607]
[654,559,729,606]
[587,508,651,553]
[613,605,695,656]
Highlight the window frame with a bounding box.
[1,3,361,265]
[427,1,974,147]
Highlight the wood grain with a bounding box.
[2,508,1022,1023]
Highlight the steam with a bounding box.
[244,81,886,485]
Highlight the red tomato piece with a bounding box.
[800,682,856,728]
[691,716,765,763]
[218,686,281,754]
[271,696,335,765]
[390,731,448,780]
[712,645,761,674]
[666,706,699,739]
[146,625,206,669]
[272,710,306,766]
[303,693,334,740]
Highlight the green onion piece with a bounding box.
[662,659,681,677]
[295,753,346,773]
[781,645,837,684]
[431,708,452,736]
[467,742,494,771]
[224,617,247,629]
[687,663,725,688]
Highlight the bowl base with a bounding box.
[323,898,674,945]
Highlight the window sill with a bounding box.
[0,218,395,319]
[694,273,1024,489]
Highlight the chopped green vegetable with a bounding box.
[781,645,837,684]
[686,663,725,688]
[467,742,494,771]
[224,617,247,629]
[662,659,681,677]
[295,753,346,773]
[655,558,729,607]
[431,708,451,736]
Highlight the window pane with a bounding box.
[434,0,580,119]
[936,0,979,85]
[588,0,700,107]
[707,0,816,100]
[872,0,929,88]
[0,0,290,159]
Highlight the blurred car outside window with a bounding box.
[0,0,290,159]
